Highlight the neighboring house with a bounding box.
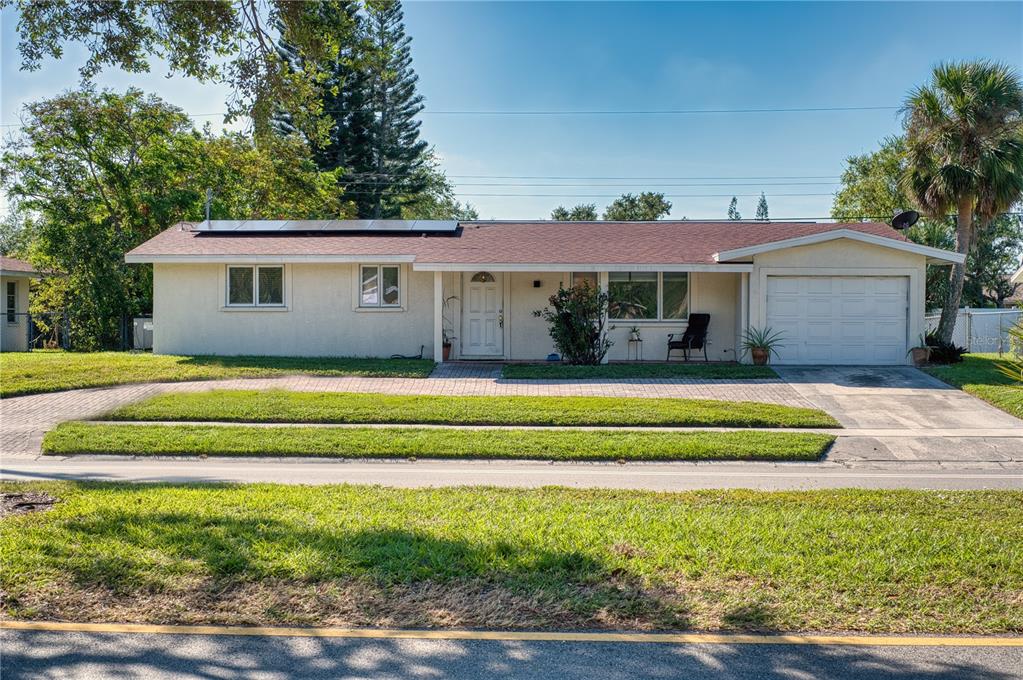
[0,256,42,352]
[126,220,963,365]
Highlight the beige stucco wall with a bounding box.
[747,239,929,365]
[0,275,31,352]
[153,263,437,358]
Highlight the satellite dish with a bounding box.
[891,210,920,230]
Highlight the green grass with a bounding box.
[108,390,840,428]
[502,362,777,380]
[0,351,435,398]
[2,482,1020,633]
[42,423,834,461]
[923,353,1023,418]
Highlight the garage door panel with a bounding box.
[766,276,908,366]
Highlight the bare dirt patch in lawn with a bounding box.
[0,492,58,519]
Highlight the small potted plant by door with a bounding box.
[628,326,642,342]
[741,326,785,366]
[908,334,931,367]
[442,331,454,361]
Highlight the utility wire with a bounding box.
[0,104,898,128]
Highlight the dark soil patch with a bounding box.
[1,492,58,518]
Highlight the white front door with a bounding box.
[765,275,909,365]
[463,271,503,356]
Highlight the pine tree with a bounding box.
[755,192,769,221]
[361,0,428,218]
[273,0,430,219]
[727,196,741,220]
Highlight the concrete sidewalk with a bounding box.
[5,456,1021,490]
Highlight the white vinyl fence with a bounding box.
[925,308,1022,353]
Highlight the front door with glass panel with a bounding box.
[463,271,503,356]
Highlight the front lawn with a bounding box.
[42,423,834,461]
[2,482,1020,633]
[108,390,840,428]
[0,351,435,398]
[923,353,1023,418]
[502,362,777,380]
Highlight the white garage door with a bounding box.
[765,276,909,365]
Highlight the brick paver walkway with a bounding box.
[0,369,813,456]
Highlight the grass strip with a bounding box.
[502,362,777,380]
[923,353,1023,418]
[0,351,435,398]
[108,390,840,428]
[2,482,1020,633]
[42,423,834,461]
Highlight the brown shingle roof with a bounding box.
[127,221,908,265]
[0,256,40,274]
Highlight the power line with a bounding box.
[446,192,836,198]
[0,104,898,128]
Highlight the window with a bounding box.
[470,271,495,283]
[360,265,400,307]
[227,265,284,307]
[607,272,689,321]
[6,281,15,323]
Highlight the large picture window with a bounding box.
[227,265,284,307]
[360,265,401,307]
[607,272,689,321]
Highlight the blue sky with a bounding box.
[2,1,1021,221]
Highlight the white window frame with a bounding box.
[225,265,285,308]
[358,264,403,309]
[601,271,690,322]
[6,281,16,324]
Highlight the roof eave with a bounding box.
[713,229,965,265]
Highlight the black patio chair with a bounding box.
[667,313,710,362]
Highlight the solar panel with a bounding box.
[191,220,459,233]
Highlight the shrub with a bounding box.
[998,322,1023,382]
[533,282,613,365]
[925,331,967,364]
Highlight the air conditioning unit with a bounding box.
[133,317,154,350]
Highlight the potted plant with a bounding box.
[628,326,641,342]
[741,326,785,366]
[441,295,458,361]
[442,331,454,361]
[908,334,931,367]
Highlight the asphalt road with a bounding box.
[3,629,1021,680]
[3,456,1022,490]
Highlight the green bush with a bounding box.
[533,282,613,365]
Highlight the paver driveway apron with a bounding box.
[775,366,1023,461]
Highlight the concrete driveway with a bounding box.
[775,366,1023,462]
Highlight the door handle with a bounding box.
[498,310,504,328]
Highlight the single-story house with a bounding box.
[126,219,963,365]
[0,256,42,352]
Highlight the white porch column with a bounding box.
[739,272,750,364]
[433,271,444,363]
[598,271,610,364]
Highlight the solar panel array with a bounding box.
[190,220,460,233]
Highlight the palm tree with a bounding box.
[901,60,1023,343]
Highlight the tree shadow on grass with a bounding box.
[20,508,690,630]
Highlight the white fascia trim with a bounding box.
[713,229,965,264]
[125,254,417,264]
[0,269,42,279]
[1011,266,1023,285]
[413,263,753,273]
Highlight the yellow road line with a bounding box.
[2,621,1021,646]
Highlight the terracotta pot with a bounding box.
[442,343,452,361]
[751,348,770,366]
[910,346,930,367]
